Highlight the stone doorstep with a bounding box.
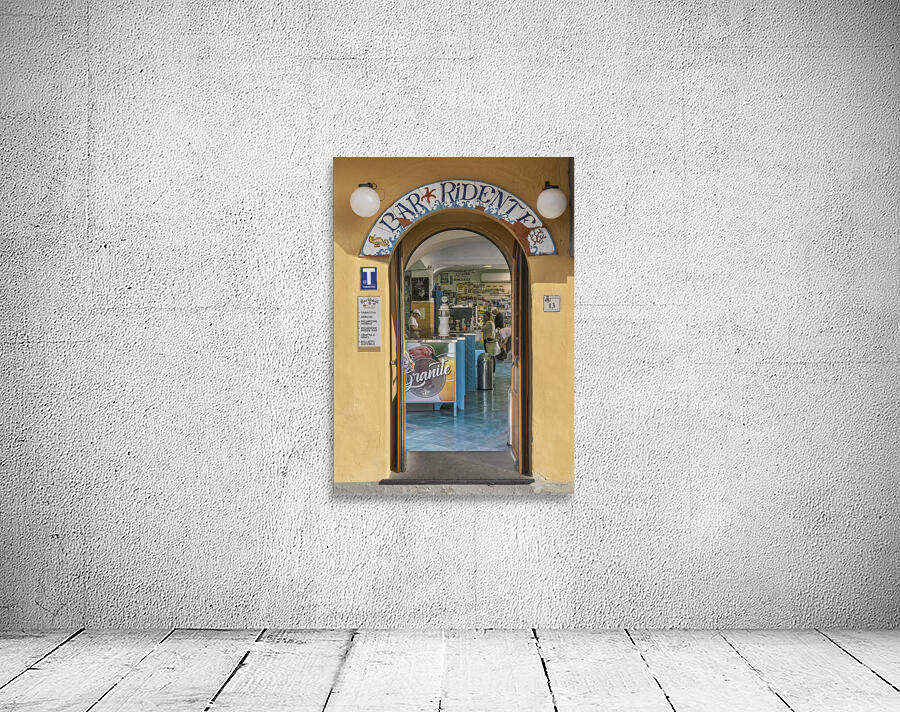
[334,470,572,496]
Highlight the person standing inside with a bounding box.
[408,309,422,339]
[497,324,512,359]
[481,310,499,372]
[493,307,504,330]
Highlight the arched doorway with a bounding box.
[384,222,533,485]
[353,179,556,484]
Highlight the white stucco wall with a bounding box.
[1,0,898,628]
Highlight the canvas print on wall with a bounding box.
[333,157,574,494]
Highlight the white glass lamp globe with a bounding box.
[536,183,567,220]
[350,183,380,217]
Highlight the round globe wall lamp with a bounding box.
[350,183,381,217]
[536,181,567,220]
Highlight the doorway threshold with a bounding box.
[381,450,534,486]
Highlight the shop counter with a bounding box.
[455,338,466,408]
[464,333,476,392]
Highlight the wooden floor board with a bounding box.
[323,629,444,711]
[440,629,555,712]
[0,628,897,710]
[0,630,80,689]
[87,628,261,712]
[630,630,789,712]
[211,629,354,711]
[0,629,169,712]
[536,629,672,711]
[820,629,900,692]
[725,630,900,712]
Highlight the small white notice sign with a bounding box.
[358,296,381,349]
[543,295,561,312]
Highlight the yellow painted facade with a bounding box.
[333,157,574,484]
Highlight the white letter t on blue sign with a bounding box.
[360,266,377,290]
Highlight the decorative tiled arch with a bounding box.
[359,179,557,257]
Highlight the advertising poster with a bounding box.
[333,157,574,494]
[405,341,455,403]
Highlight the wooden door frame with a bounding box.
[514,250,532,474]
[390,245,406,473]
[389,228,531,474]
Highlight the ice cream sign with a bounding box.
[405,342,456,403]
[360,180,557,257]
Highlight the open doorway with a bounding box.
[405,231,512,451]
[386,229,532,485]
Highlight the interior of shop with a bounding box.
[403,231,513,453]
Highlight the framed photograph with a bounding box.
[410,277,429,301]
[333,157,574,495]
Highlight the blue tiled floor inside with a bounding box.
[406,361,511,451]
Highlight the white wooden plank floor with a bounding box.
[0,629,897,711]
[0,630,78,688]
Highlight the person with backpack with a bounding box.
[481,310,500,372]
[497,324,512,360]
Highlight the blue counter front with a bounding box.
[455,338,465,409]
[464,333,476,392]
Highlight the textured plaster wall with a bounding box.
[1,0,899,627]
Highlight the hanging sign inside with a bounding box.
[360,179,557,257]
[358,296,381,350]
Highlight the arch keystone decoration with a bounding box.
[359,179,558,257]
